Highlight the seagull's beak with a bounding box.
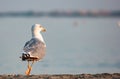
[41,27,46,32]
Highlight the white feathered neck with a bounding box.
[31,25,45,44]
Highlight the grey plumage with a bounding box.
[23,38,46,61]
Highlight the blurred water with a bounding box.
[0,17,120,74]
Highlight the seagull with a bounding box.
[20,24,46,75]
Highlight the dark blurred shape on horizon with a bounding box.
[0,10,120,17]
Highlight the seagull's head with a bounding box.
[32,24,46,32]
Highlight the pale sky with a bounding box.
[0,0,120,12]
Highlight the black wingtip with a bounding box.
[20,53,30,61]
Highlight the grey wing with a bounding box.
[23,38,46,60]
[23,38,36,52]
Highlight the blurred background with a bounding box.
[0,0,120,74]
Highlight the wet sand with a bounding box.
[0,73,120,79]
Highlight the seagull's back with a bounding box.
[23,38,46,61]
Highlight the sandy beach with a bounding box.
[0,73,120,79]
